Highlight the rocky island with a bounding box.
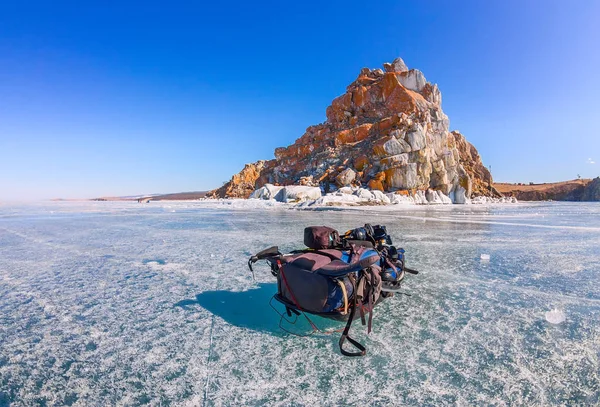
[209,57,502,205]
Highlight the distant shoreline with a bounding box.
[494,178,595,201]
[89,191,208,202]
[79,178,599,203]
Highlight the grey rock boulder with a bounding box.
[406,125,427,151]
[335,168,356,187]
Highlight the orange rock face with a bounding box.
[210,57,492,201]
[452,131,497,197]
[353,155,369,171]
[208,160,275,199]
[334,124,373,146]
[367,172,386,191]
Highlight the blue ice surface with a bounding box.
[0,200,599,406]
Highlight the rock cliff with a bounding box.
[581,177,600,201]
[210,58,496,203]
[494,179,599,201]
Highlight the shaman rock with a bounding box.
[209,58,496,202]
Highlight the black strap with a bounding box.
[367,270,374,334]
[359,303,366,326]
[285,306,301,317]
[247,259,256,280]
[356,273,366,326]
[339,274,367,357]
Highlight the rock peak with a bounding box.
[209,58,495,203]
[383,57,409,73]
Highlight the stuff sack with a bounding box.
[276,251,354,314]
[303,226,340,249]
[276,246,380,316]
[277,262,355,314]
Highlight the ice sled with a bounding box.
[248,224,418,357]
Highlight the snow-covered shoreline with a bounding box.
[243,183,517,209]
[190,194,517,213]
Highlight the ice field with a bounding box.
[0,201,599,406]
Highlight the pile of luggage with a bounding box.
[248,224,418,357]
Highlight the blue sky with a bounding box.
[1,0,598,200]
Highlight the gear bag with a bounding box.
[248,224,416,357]
[273,243,382,356]
[303,226,341,249]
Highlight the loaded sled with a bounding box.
[248,224,418,357]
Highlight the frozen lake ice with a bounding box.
[0,201,599,406]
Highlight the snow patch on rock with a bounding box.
[276,186,322,202]
[250,184,284,200]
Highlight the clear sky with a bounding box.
[1,0,599,200]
